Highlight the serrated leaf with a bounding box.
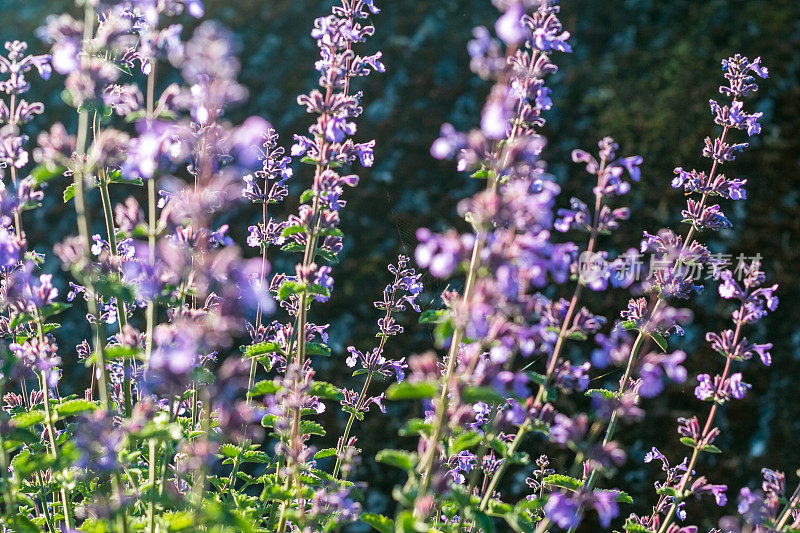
[260,481,293,501]
[451,431,483,454]
[63,183,75,202]
[543,474,583,492]
[299,189,315,203]
[585,388,617,400]
[277,280,305,301]
[104,345,140,361]
[375,449,417,471]
[309,381,342,400]
[248,379,280,397]
[361,512,393,533]
[305,342,331,357]
[597,489,634,504]
[243,341,281,359]
[300,420,326,436]
[314,448,337,460]
[219,443,241,458]
[470,168,493,180]
[386,380,437,400]
[54,399,97,418]
[12,410,45,428]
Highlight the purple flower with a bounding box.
[325,116,357,143]
[495,2,526,45]
[544,493,580,529]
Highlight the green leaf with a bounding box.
[248,379,280,397]
[54,399,97,418]
[315,248,339,264]
[219,443,241,458]
[63,183,75,202]
[470,167,493,180]
[419,309,447,324]
[300,420,326,437]
[585,388,617,400]
[566,330,588,341]
[462,386,507,405]
[12,410,45,428]
[281,225,307,237]
[309,380,343,400]
[107,170,143,186]
[375,449,417,471]
[360,513,393,533]
[394,510,422,533]
[543,474,583,492]
[307,283,331,299]
[451,431,483,454]
[260,481,293,501]
[299,189,315,204]
[317,227,344,238]
[104,345,140,361]
[386,380,438,400]
[314,448,337,460]
[398,418,431,437]
[617,320,639,331]
[655,486,680,497]
[30,164,64,185]
[243,341,281,359]
[11,450,55,480]
[597,489,634,504]
[679,437,697,448]
[277,280,305,301]
[650,331,668,352]
[623,519,654,533]
[305,342,331,357]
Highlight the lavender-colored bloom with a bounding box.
[0,41,51,95]
[495,2,526,45]
[544,493,580,529]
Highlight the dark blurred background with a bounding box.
[2,0,799,529]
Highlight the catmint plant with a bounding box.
[0,0,792,532]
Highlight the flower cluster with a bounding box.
[0,1,791,533]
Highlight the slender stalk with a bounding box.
[332,371,373,478]
[148,438,157,533]
[775,481,800,530]
[247,199,270,400]
[282,39,354,520]
[98,175,133,417]
[143,61,158,368]
[0,389,17,525]
[655,304,744,533]
[478,157,610,511]
[36,321,73,528]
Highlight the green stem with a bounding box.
[148,439,157,533]
[656,307,744,533]
[144,62,157,369]
[34,317,73,528]
[333,372,373,478]
[775,480,800,530]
